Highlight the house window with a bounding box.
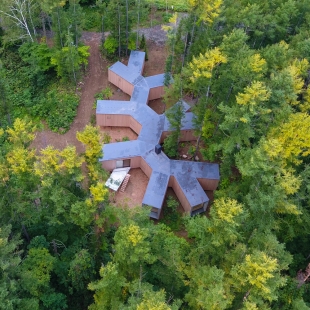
[123,159,130,167]
[116,160,131,168]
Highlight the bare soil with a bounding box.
[109,168,149,208]
[32,32,107,153]
[100,126,138,143]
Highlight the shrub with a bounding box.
[163,195,182,231]
[102,132,111,144]
[162,12,173,23]
[140,34,146,50]
[103,36,118,58]
[44,88,79,133]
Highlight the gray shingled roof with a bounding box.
[128,50,145,74]
[145,74,165,88]
[97,51,220,218]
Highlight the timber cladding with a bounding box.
[96,115,142,135]
[168,176,192,213]
[108,70,134,96]
[148,86,164,101]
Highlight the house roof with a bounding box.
[145,74,165,88]
[109,61,140,84]
[128,50,145,74]
[97,51,220,215]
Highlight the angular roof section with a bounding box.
[109,61,140,84]
[128,50,145,74]
[97,51,220,218]
[145,74,165,88]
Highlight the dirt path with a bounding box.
[32,32,108,153]
[32,30,168,153]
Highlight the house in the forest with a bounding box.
[96,51,220,219]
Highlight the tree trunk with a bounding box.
[22,224,30,243]
[181,32,189,69]
[19,5,34,42]
[41,12,46,38]
[27,0,37,37]
[101,15,105,43]
[194,83,211,157]
[52,239,58,254]
[69,42,77,85]
[74,0,78,46]
[118,3,121,59]
[188,15,197,54]
[125,0,129,56]
[136,0,141,49]
[57,7,63,47]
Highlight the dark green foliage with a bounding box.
[164,54,173,86]
[162,12,173,23]
[82,7,101,31]
[140,33,146,49]
[163,131,179,158]
[0,41,82,133]
[44,88,79,133]
[163,101,185,158]
[162,195,182,231]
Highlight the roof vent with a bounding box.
[155,144,162,154]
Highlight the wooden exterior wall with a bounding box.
[97,114,129,127]
[160,129,196,143]
[101,160,116,171]
[140,158,152,178]
[148,86,165,101]
[130,156,141,168]
[108,70,134,96]
[140,62,145,75]
[97,115,142,135]
[168,176,192,213]
[197,178,219,191]
[101,156,141,172]
[129,117,142,135]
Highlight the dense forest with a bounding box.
[1,0,310,309]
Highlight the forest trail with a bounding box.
[31,28,168,154]
[31,32,108,153]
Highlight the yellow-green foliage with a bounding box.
[89,181,108,204]
[188,0,223,24]
[34,145,84,186]
[127,224,144,246]
[266,113,310,164]
[213,198,244,224]
[137,290,172,310]
[60,146,84,177]
[6,118,36,146]
[236,81,270,107]
[189,47,227,82]
[7,147,35,175]
[35,146,61,178]
[231,251,280,301]
[76,125,102,162]
[249,54,267,73]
